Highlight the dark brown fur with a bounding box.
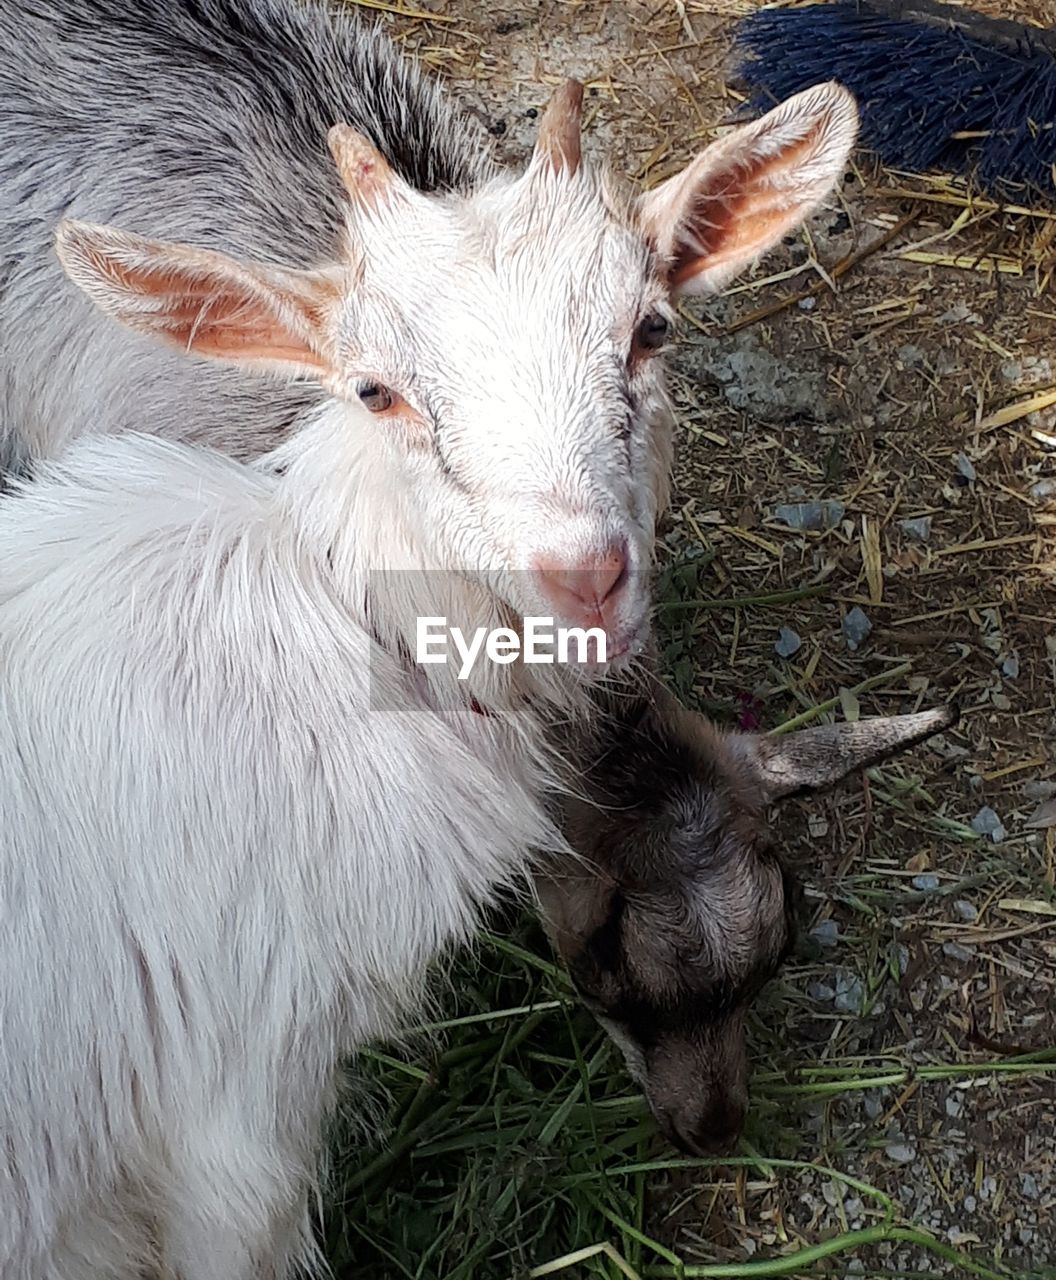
[538,679,955,1154]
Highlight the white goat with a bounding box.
[0,2,867,1274]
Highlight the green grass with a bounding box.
[319,904,1055,1279]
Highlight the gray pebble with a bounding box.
[864,1094,884,1120]
[807,981,835,1002]
[956,453,977,482]
[912,873,940,892]
[798,296,817,312]
[971,806,1007,842]
[833,969,864,1013]
[774,499,846,532]
[942,941,976,962]
[1030,477,1056,501]
[953,899,978,923]
[1000,652,1020,679]
[842,606,873,651]
[1019,1227,1035,1246]
[964,1195,977,1213]
[899,516,933,543]
[885,1142,917,1164]
[945,1094,964,1119]
[1022,1173,1040,1200]
[774,626,802,658]
[810,919,840,947]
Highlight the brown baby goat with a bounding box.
[539,681,955,1155]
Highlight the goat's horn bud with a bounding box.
[328,124,394,208]
[532,79,584,176]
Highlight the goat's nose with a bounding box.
[670,1099,747,1158]
[532,541,629,622]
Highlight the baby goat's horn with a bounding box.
[327,124,394,208]
[533,79,585,176]
[743,706,958,803]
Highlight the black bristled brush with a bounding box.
[734,0,1056,206]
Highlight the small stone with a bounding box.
[1000,653,1020,679]
[899,516,933,543]
[941,303,981,325]
[1030,477,1056,501]
[1022,1173,1040,1200]
[774,499,846,531]
[842,606,872,651]
[949,1228,981,1246]
[943,941,976,962]
[885,1142,916,1164]
[810,919,840,947]
[808,814,829,838]
[833,969,864,1013]
[945,1093,964,1118]
[953,899,978,923]
[864,1094,884,1120]
[807,981,835,1002]
[1026,799,1056,830]
[971,806,1006,842]
[1019,1227,1035,1247]
[821,1179,842,1208]
[912,873,941,892]
[774,626,802,658]
[956,453,977,482]
[798,296,817,312]
[964,1195,977,1213]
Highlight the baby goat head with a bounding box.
[538,684,956,1155]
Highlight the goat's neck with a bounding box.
[266,404,597,726]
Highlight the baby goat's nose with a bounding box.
[671,1098,747,1158]
[532,540,628,626]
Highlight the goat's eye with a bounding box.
[633,312,669,354]
[358,382,395,413]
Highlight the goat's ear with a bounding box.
[55,219,339,382]
[731,706,957,805]
[637,82,858,296]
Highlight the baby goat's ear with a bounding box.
[55,219,339,382]
[733,706,957,805]
[637,81,858,296]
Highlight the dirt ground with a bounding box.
[368,0,1056,1272]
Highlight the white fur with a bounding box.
[0,1,861,1268]
[0,423,568,1279]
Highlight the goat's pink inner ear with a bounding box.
[637,81,858,297]
[532,79,585,176]
[55,219,336,378]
